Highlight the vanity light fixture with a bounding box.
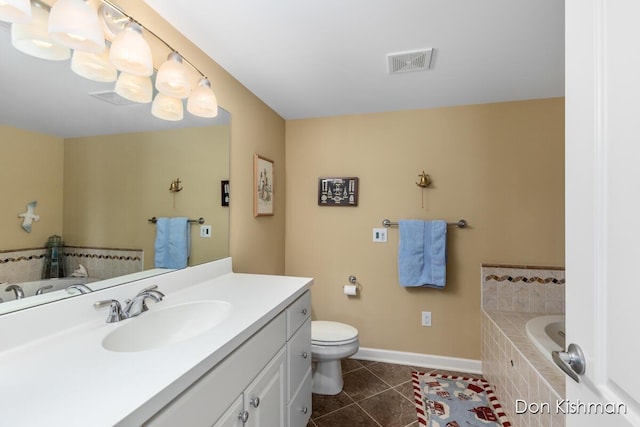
[152,92,184,121]
[71,46,117,82]
[187,77,219,118]
[11,3,70,61]
[48,0,105,53]
[156,52,191,98]
[114,72,152,103]
[109,21,153,76]
[0,0,31,23]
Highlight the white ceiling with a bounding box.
[143,0,565,120]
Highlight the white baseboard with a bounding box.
[352,347,482,375]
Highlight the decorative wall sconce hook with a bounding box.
[169,178,183,193]
[416,171,431,188]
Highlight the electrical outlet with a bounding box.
[200,225,212,238]
[421,311,432,327]
[372,228,387,242]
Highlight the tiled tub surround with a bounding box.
[481,265,566,427]
[0,247,143,285]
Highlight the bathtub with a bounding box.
[525,315,565,364]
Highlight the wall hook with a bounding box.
[169,178,183,193]
[416,171,431,188]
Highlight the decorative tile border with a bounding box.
[0,247,143,284]
[481,265,565,314]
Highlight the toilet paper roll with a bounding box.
[343,285,358,296]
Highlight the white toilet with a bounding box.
[311,320,360,395]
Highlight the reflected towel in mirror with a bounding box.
[154,217,190,269]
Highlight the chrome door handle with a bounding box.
[238,410,249,423]
[250,396,260,408]
[552,343,586,383]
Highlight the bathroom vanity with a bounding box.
[0,258,312,426]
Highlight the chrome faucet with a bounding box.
[94,285,164,323]
[35,285,53,295]
[5,285,24,300]
[66,284,93,294]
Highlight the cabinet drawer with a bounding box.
[287,317,311,400]
[288,369,312,427]
[286,290,311,339]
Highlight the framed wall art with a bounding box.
[318,177,359,206]
[254,154,274,216]
[221,180,229,206]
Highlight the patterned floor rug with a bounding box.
[412,371,512,427]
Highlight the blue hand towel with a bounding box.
[154,217,190,269]
[398,219,447,288]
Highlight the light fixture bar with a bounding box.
[101,0,206,79]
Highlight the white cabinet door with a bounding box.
[213,396,244,427]
[245,347,287,427]
[565,0,640,425]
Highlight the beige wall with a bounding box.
[284,98,565,360]
[0,126,64,250]
[63,126,229,269]
[114,0,287,274]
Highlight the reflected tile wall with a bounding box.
[0,247,143,285]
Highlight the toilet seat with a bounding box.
[312,321,358,346]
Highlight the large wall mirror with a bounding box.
[0,18,230,315]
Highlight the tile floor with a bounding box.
[307,359,484,427]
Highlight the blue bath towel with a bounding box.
[398,220,447,288]
[154,217,190,269]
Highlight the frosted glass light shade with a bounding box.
[11,5,70,61]
[0,0,31,23]
[187,78,218,118]
[152,93,183,121]
[155,52,191,98]
[71,47,117,82]
[48,0,105,53]
[109,22,153,76]
[114,72,152,103]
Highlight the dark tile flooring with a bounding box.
[307,359,484,427]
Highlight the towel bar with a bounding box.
[382,219,467,229]
[148,217,205,224]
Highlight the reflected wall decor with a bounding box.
[318,177,359,206]
[254,154,274,216]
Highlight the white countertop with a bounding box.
[0,258,312,426]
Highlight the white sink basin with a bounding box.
[102,300,232,352]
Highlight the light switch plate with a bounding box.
[372,228,387,242]
[200,225,212,238]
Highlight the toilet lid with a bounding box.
[312,321,358,344]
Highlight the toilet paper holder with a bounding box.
[343,275,361,296]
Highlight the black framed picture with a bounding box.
[318,177,359,206]
[221,180,229,206]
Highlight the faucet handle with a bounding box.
[137,285,165,300]
[94,299,127,323]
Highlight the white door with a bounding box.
[565,0,640,425]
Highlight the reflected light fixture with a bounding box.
[156,52,190,98]
[114,72,152,103]
[187,77,218,118]
[0,0,31,23]
[71,46,117,82]
[11,3,70,61]
[48,0,105,53]
[109,21,153,76]
[152,93,184,121]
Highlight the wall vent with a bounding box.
[387,48,434,74]
[89,90,135,106]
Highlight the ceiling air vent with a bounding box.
[89,90,135,106]
[387,48,434,74]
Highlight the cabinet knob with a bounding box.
[301,406,308,414]
[250,396,261,408]
[300,308,308,316]
[238,410,249,423]
[300,351,308,359]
